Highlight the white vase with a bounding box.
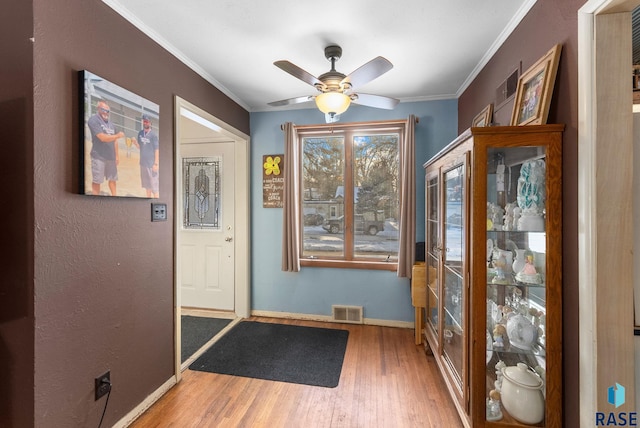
[512,249,526,274]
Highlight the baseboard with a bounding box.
[250,310,413,329]
[181,307,237,319]
[114,376,176,428]
[363,317,414,329]
[116,311,411,426]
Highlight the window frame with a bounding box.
[297,120,406,270]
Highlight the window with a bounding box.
[298,122,403,269]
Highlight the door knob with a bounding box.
[225,236,233,242]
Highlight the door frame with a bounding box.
[173,96,250,380]
[578,0,638,423]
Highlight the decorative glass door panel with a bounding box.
[444,164,464,272]
[485,145,548,425]
[442,161,466,388]
[426,174,440,334]
[443,267,464,382]
[183,157,221,230]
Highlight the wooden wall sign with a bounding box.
[263,154,284,208]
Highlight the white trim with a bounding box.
[398,93,458,104]
[578,1,639,425]
[577,6,598,424]
[175,99,250,142]
[456,0,538,97]
[174,96,251,382]
[181,308,237,319]
[101,0,250,111]
[112,376,176,428]
[251,310,414,329]
[179,108,222,132]
[103,0,533,110]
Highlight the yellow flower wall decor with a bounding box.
[263,155,281,176]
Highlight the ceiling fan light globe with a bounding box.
[315,92,351,115]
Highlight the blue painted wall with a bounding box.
[249,100,457,322]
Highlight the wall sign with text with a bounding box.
[263,154,284,208]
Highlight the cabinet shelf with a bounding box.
[443,306,463,330]
[423,125,563,427]
[486,279,547,288]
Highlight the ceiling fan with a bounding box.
[268,45,399,122]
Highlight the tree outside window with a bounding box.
[299,124,401,267]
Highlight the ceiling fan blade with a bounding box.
[351,93,399,110]
[341,57,393,89]
[274,60,323,88]
[268,95,314,107]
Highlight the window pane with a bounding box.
[302,136,345,258]
[353,134,399,261]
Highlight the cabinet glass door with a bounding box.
[426,174,440,336]
[485,146,547,425]
[442,162,465,386]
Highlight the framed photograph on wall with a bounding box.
[510,44,562,126]
[472,104,493,127]
[79,70,160,198]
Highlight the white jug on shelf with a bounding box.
[512,249,526,274]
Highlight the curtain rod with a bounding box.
[280,117,419,131]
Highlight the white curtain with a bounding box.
[281,122,301,272]
[397,115,417,278]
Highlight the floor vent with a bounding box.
[332,305,363,324]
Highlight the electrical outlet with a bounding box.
[151,203,167,222]
[94,371,111,400]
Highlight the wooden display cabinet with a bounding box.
[423,125,563,427]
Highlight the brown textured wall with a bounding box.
[458,0,586,424]
[29,0,248,426]
[0,0,35,426]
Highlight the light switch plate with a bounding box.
[151,203,167,221]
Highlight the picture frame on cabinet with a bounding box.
[510,44,562,126]
[79,70,160,198]
[472,104,493,127]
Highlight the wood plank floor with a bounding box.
[129,317,463,428]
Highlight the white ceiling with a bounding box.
[103,0,535,113]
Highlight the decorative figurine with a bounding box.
[493,324,507,348]
[503,202,517,231]
[492,251,512,284]
[516,159,546,231]
[486,389,503,421]
[515,252,542,284]
[512,206,522,230]
[495,360,507,389]
[487,202,504,230]
[487,239,494,264]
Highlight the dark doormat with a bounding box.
[189,321,349,388]
[181,316,233,363]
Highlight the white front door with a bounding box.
[179,141,235,310]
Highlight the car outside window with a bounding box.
[299,123,402,268]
